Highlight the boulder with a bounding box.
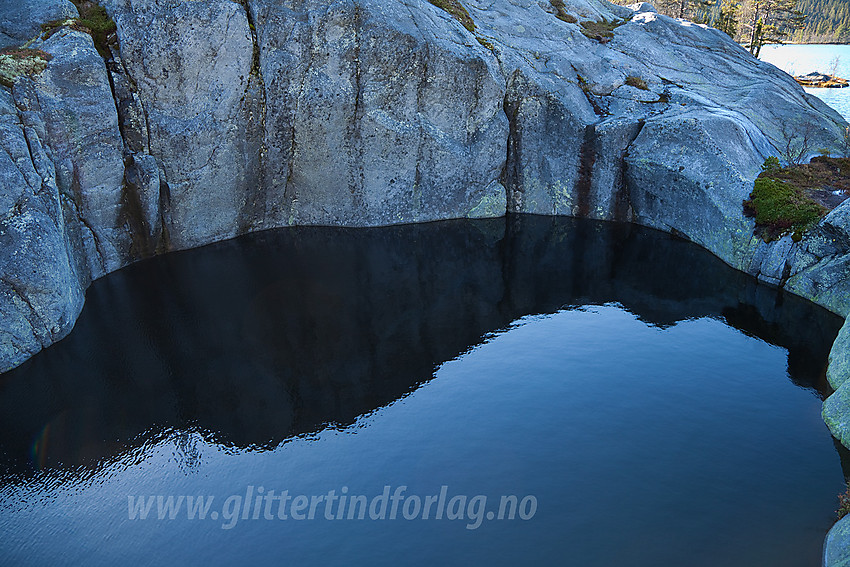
[824,514,850,567]
[0,0,78,49]
[18,28,127,278]
[828,317,850,390]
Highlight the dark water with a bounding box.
[0,216,846,566]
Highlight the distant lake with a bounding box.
[761,44,850,120]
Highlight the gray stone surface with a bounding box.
[248,0,508,228]
[0,0,78,49]
[828,317,850,391]
[18,29,127,278]
[0,84,84,373]
[104,0,262,250]
[824,513,850,567]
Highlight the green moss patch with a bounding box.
[580,18,625,43]
[743,176,827,241]
[476,36,494,51]
[0,47,53,88]
[427,0,475,33]
[70,0,117,56]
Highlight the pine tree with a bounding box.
[659,0,716,20]
[716,0,742,37]
[741,0,806,55]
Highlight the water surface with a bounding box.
[0,216,845,566]
[761,43,850,120]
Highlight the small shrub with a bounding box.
[743,177,826,241]
[549,0,578,23]
[580,18,625,43]
[761,156,781,172]
[778,121,815,166]
[428,0,475,33]
[625,75,648,90]
[839,484,850,520]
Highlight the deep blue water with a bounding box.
[0,216,845,566]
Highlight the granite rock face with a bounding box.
[246,0,508,228]
[1,0,850,373]
[0,0,78,49]
[103,0,262,250]
[0,85,84,371]
[824,513,850,567]
[824,317,850,443]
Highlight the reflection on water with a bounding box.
[0,216,845,566]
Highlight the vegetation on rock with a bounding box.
[0,47,52,88]
[743,157,837,241]
[61,0,117,57]
[625,75,648,90]
[476,36,495,50]
[580,18,626,42]
[427,0,475,32]
[549,0,578,23]
[839,484,850,520]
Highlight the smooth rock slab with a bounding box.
[828,318,850,390]
[0,0,78,49]
[824,514,850,567]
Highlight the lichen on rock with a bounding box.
[0,47,52,88]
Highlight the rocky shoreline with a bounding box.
[2,0,850,562]
[1,0,848,371]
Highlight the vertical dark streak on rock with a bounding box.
[779,260,792,289]
[350,3,365,210]
[102,21,165,262]
[502,72,522,213]
[614,118,644,222]
[156,177,172,254]
[121,157,153,259]
[575,124,597,218]
[236,0,268,233]
[102,56,124,148]
[284,12,312,222]
[414,38,429,218]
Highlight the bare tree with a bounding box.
[777,122,816,165]
[829,55,842,77]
